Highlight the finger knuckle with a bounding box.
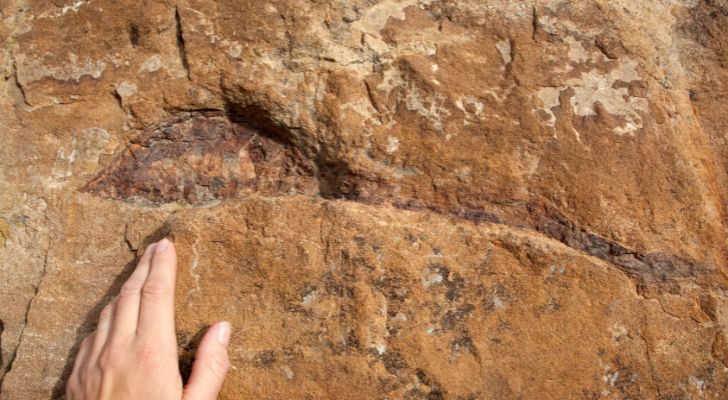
[119,281,143,298]
[205,353,230,379]
[134,341,165,366]
[98,345,126,372]
[66,380,79,399]
[141,281,170,300]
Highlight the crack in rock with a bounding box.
[174,6,190,80]
[0,241,51,392]
[526,204,711,289]
[83,110,718,299]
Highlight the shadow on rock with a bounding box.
[51,225,171,399]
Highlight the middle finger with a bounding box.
[108,241,157,343]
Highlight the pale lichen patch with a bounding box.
[351,0,425,36]
[422,267,444,287]
[281,365,294,380]
[60,1,85,15]
[533,60,648,135]
[115,81,137,97]
[403,83,451,133]
[44,127,115,189]
[610,324,628,343]
[565,36,589,63]
[377,66,405,94]
[350,0,435,54]
[386,136,400,153]
[15,53,107,84]
[301,289,318,305]
[35,1,90,19]
[220,39,242,58]
[392,166,421,179]
[567,60,648,135]
[535,87,561,127]
[537,15,559,34]
[455,95,484,125]
[138,55,162,73]
[688,376,706,394]
[495,39,512,65]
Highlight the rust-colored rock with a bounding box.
[2,0,728,399]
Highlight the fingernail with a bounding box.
[217,321,231,346]
[155,238,170,253]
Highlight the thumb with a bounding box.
[183,321,231,400]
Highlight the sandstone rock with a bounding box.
[1,0,728,399]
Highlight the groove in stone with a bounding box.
[84,110,718,296]
[174,7,190,80]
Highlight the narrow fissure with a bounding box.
[0,242,51,392]
[174,7,190,80]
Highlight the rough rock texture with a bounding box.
[1,0,728,399]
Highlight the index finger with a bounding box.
[137,238,178,342]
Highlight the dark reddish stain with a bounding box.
[83,111,318,205]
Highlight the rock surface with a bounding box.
[1,0,728,399]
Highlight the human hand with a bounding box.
[66,239,231,400]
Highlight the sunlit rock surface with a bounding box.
[2,0,728,398]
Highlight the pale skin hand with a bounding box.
[66,239,231,400]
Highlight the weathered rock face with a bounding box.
[1,0,728,399]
